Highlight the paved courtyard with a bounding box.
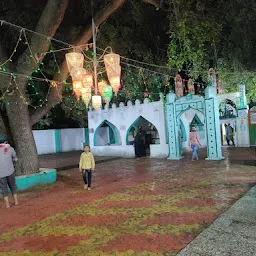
[0,148,256,255]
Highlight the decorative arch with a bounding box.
[126,116,160,145]
[94,120,120,146]
[178,107,206,145]
[189,114,204,131]
[177,107,205,123]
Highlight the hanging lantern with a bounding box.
[98,80,109,95]
[82,73,94,88]
[70,68,86,80]
[102,85,113,103]
[72,80,82,101]
[81,86,91,107]
[104,53,121,94]
[109,66,121,94]
[92,95,102,111]
[65,52,84,73]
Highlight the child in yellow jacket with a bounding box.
[79,145,95,190]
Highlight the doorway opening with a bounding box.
[126,116,159,157]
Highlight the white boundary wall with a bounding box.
[33,128,86,155]
[88,96,169,158]
[33,130,56,155]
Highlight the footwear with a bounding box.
[88,187,91,191]
[84,184,88,190]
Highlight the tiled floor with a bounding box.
[0,148,256,255]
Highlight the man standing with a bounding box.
[225,123,235,146]
[0,138,18,208]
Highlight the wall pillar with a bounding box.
[166,93,181,159]
[54,129,61,153]
[205,87,224,160]
[237,83,250,147]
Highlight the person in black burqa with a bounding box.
[134,126,146,158]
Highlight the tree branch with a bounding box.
[0,42,15,91]
[30,0,126,126]
[17,0,69,75]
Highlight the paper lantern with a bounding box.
[65,52,84,73]
[81,86,91,107]
[108,69,121,94]
[104,53,120,66]
[102,85,113,103]
[104,53,121,94]
[98,80,108,95]
[73,80,82,101]
[92,95,102,111]
[71,68,86,80]
[82,73,94,88]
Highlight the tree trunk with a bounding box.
[5,88,38,176]
[0,112,14,145]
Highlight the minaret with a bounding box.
[238,82,247,109]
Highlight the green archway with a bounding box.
[180,120,187,141]
[94,120,119,146]
[189,114,204,131]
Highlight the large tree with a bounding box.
[166,0,256,100]
[0,0,166,175]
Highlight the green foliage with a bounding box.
[167,0,256,100]
[114,67,170,103]
[33,113,53,130]
[61,95,88,128]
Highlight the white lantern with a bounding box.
[108,65,121,94]
[73,80,82,101]
[81,87,91,107]
[82,73,94,88]
[104,53,120,66]
[104,53,121,94]
[70,68,87,80]
[65,52,84,73]
[92,95,102,111]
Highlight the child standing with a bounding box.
[79,145,95,190]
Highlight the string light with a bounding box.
[0,20,250,111]
[0,29,23,70]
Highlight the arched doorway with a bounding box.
[126,116,160,157]
[178,108,206,150]
[219,99,237,147]
[94,120,120,146]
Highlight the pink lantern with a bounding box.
[73,80,82,101]
[82,73,94,88]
